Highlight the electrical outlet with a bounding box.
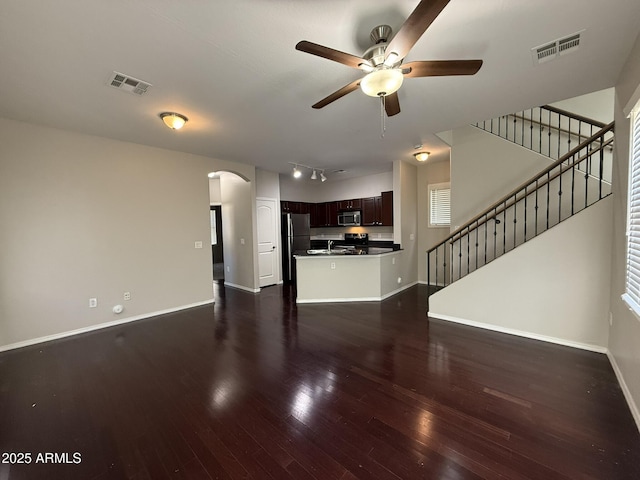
[240,238,245,245]
[226,265,230,272]
[124,292,131,301]
[195,241,203,249]
[89,298,98,308]
[392,257,395,265]
[330,262,336,270]
[609,312,613,326]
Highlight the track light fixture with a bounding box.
[289,162,328,182]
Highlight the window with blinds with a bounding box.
[429,183,451,227]
[625,108,640,314]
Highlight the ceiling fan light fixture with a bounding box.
[414,151,430,162]
[160,112,188,130]
[360,68,404,97]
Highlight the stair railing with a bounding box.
[475,105,611,162]
[427,122,614,304]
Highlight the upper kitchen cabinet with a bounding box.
[380,191,393,226]
[338,198,361,211]
[313,202,339,227]
[361,191,393,226]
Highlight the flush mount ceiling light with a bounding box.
[414,151,430,162]
[360,68,404,97]
[159,112,188,130]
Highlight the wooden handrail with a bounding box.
[541,105,607,129]
[448,136,614,243]
[429,122,614,253]
[508,113,610,143]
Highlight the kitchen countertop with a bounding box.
[295,246,397,257]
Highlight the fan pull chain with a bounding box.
[380,95,386,138]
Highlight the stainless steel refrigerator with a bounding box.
[282,213,310,284]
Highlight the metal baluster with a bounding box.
[557,112,561,159]
[475,221,479,271]
[467,228,470,275]
[599,137,604,200]
[458,236,462,280]
[558,162,563,223]
[539,108,543,155]
[535,179,539,236]
[524,185,528,242]
[513,194,517,249]
[484,214,488,266]
[571,153,576,216]
[493,207,500,260]
[433,248,437,290]
[503,200,507,254]
[585,147,589,209]
[546,172,550,230]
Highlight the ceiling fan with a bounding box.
[295,0,483,117]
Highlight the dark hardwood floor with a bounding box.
[1,283,638,479]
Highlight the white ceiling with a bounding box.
[1,0,639,180]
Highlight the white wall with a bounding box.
[0,118,256,350]
[551,87,615,124]
[256,168,281,200]
[417,155,451,283]
[609,31,640,428]
[219,173,259,292]
[279,171,393,203]
[393,160,418,287]
[450,125,552,229]
[429,197,613,350]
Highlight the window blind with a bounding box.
[429,183,451,227]
[626,110,640,312]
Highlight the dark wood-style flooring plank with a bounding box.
[0,283,639,479]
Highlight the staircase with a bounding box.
[426,106,614,310]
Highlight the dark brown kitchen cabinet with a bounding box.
[381,190,393,226]
[361,191,393,226]
[338,198,361,211]
[361,196,382,225]
[314,202,339,226]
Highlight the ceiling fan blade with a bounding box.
[384,92,401,117]
[312,79,362,109]
[296,41,371,70]
[384,0,451,63]
[403,59,483,77]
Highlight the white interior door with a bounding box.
[257,198,279,287]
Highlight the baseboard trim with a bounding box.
[381,281,418,300]
[428,312,608,354]
[0,299,215,353]
[297,282,418,304]
[224,282,260,293]
[297,296,380,304]
[606,351,640,432]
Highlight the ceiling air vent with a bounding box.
[532,30,584,65]
[107,71,152,96]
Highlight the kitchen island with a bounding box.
[294,248,406,303]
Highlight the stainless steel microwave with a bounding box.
[338,211,361,226]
